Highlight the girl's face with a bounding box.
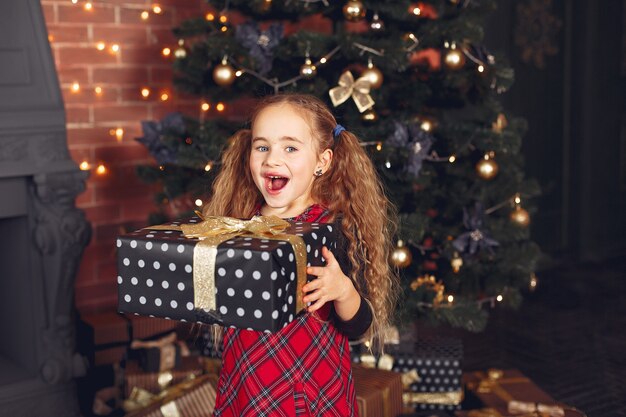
[249,103,331,217]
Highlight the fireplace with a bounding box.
[0,1,90,416]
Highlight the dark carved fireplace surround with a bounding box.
[0,1,91,416]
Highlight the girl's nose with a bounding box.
[263,149,281,166]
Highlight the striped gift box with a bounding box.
[124,356,204,397]
[352,364,404,417]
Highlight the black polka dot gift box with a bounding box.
[388,336,463,412]
[117,215,337,333]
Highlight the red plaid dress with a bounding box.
[213,204,358,417]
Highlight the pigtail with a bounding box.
[314,129,400,351]
[202,129,261,218]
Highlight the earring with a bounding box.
[314,168,323,177]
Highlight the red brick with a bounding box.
[154,0,203,7]
[148,28,176,45]
[93,67,149,85]
[76,182,96,206]
[175,102,203,119]
[94,142,150,164]
[151,102,181,119]
[93,104,149,123]
[47,25,88,43]
[84,203,121,224]
[120,7,173,26]
[42,4,56,24]
[75,256,97,286]
[175,6,205,21]
[58,46,118,65]
[119,86,153,102]
[96,259,121,282]
[58,4,116,24]
[95,184,154,203]
[149,66,173,84]
[78,242,117,279]
[69,127,118,146]
[56,67,89,84]
[75,280,118,306]
[120,197,157,221]
[66,106,91,124]
[69,146,94,164]
[93,26,149,45]
[119,45,165,65]
[62,87,92,104]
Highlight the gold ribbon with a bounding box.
[148,215,307,314]
[508,400,564,417]
[402,390,464,406]
[329,71,375,113]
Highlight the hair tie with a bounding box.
[332,124,346,138]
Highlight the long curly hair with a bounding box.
[203,93,399,347]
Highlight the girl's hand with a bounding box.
[302,246,354,313]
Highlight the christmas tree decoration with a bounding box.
[443,43,465,70]
[370,12,385,32]
[258,0,272,13]
[450,251,463,273]
[174,39,187,59]
[409,275,445,305]
[212,57,236,86]
[329,71,375,113]
[235,22,283,76]
[476,152,499,180]
[361,108,379,123]
[492,113,508,133]
[529,273,538,292]
[402,32,420,52]
[136,113,185,165]
[452,202,500,256]
[361,58,384,89]
[299,53,317,79]
[342,1,366,22]
[390,240,412,268]
[387,120,435,177]
[510,206,530,227]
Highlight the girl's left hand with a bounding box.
[302,246,354,313]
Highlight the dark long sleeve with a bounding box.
[329,218,373,339]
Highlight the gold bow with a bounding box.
[402,390,464,406]
[147,215,307,315]
[329,71,375,113]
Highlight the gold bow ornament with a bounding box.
[329,71,375,113]
[147,215,307,315]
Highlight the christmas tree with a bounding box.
[137,0,541,332]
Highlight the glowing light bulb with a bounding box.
[421,120,432,131]
[48,35,54,42]
[152,4,162,14]
[71,0,78,4]
[162,47,171,57]
[478,65,485,73]
[201,102,210,111]
[376,142,382,151]
[141,88,150,98]
[385,160,391,169]
[94,86,103,95]
[496,294,503,302]
[320,57,327,64]
[235,70,243,77]
[96,164,107,175]
[219,15,227,23]
[84,2,93,11]
[160,92,169,101]
[115,128,124,141]
[449,155,456,163]
[205,12,215,21]
[204,163,212,172]
[195,199,203,207]
[141,10,149,20]
[110,44,120,53]
[221,26,228,32]
[79,161,90,170]
[216,102,225,112]
[447,295,454,303]
[71,82,80,92]
[412,6,421,15]
[96,42,106,51]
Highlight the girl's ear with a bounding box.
[318,148,333,173]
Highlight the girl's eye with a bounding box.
[285,146,297,153]
[256,145,269,152]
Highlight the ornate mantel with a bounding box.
[0,1,90,416]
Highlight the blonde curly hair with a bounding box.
[203,93,399,348]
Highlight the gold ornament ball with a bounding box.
[343,0,366,22]
[444,48,465,70]
[361,108,379,123]
[370,12,385,32]
[362,64,384,89]
[213,60,236,86]
[390,240,412,268]
[174,40,187,59]
[299,58,317,79]
[476,157,499,180]
[450,252,463,273]
[510,206,531,227]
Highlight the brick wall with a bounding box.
[42,0,207,314]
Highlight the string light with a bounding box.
[84,2,93,11]
[204,162,212,171]
[141,88,150,98]
[216,102,225,112]
[159,165,165,171]
[162,47,171,57]
[94,86,103,95]
[220,26,228,32]
[79,161,90,170]
[141,10,150,20]
[385,160,391,169]
[71,82,80,93]
[114,128,124,141]
[205,12,215,21]
[529,273,538,292]
[448,155,456,163]
[235,70,243,77]
[478,65,485,73]
[496,294,503,302]
[160,92,169,101]
[219,14,228,23]
[201,102,210,111]
[96,164,107,175]
[110,44,120,53]
[376,142,383,151]
[152,4,162,14]
[96,42,106,51]
[48,35,54,42]
[71,0,78,4]
[411,6,421,15]
[447,295,454,303]
[195,199,203,207]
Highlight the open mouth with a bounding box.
[264,175,289,192]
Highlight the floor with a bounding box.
[458,257,626,417]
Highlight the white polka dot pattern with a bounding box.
[116,216,338,333]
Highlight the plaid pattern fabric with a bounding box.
[213,205,358,417]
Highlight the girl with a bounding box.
[203,94,398,416]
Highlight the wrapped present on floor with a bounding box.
[124,374,218,417]
[124,356,204,397]
[129,331,191,373]
[456,369,584,417]
[388,336,464,412]
[352,364,404,417]
[117,215,337,333]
